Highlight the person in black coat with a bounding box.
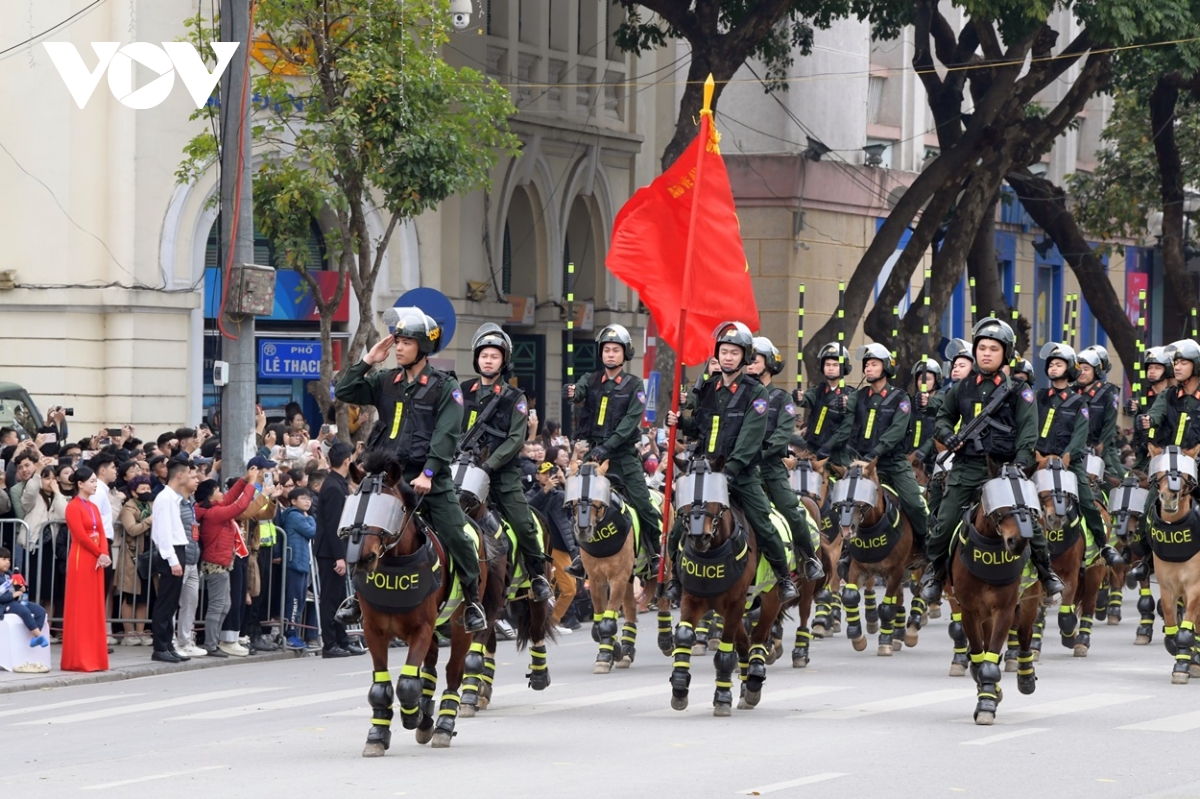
[314,443,362,657]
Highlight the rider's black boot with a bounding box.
[461,581,487,633]
[1033,554,1066,599]
[335,595,362,625]
[526,557,553,603]
[1128,556,1153,583]
[664,560,682,603]
[565,552,586,579]
[919,558,947,604]
[774,567,800,603]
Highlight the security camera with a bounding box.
[450,0,473,29]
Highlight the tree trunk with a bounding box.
[1150,76,1195,341]
[1005,168,1137,377]
[967,192,1007,323]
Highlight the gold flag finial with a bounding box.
[701,74,715,118]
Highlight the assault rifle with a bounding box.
[456,385,510,458]
[936,378,1014,465]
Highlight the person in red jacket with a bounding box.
[196,466,259,657]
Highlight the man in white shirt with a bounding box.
[89,453,120,645]
[149,459,198,663]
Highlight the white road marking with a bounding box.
[169,688,365,719]
[82,765,228,790]
[993,693,1149,725]
[319,682,535,717]
[1119,710,1200,732]
[737,772,848,795]
[962,727,1049,746]
[0,695,137,719]
[16,689,279,725]
[632,684,849,717]
[492,684,665,716]
[800,689,974,720]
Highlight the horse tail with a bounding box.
[510,596,557,651]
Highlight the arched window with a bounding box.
[205,214,327,271]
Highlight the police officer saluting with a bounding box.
[798,343,853,459]
[746,336,824,581]
[1076,346,1122,480]
[460,324,553,602]
[665,322,800,603]
[566,325,663,567]
[828,343,930,553]
[1035,342,1121,566]
[920,317,1066,603]
[335,307,487,633]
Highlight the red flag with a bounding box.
[606,89,758,367]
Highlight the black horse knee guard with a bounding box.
[464,649,486,675]
[397,675,422,708]
[598,614,619,640]
[714,646,738,675]
[815,588,833,605]
[978,660,1002,685]
[878,601,898,626]
[1138,592,1156,617]
[948,618,965,642]
[369,678,395,711]
[841,584,862,607]
[675,622,697,650]
[434,691,460,735]
[1176,625,1196,652]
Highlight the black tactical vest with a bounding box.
[908,394,937,453]
[694,378,757,460]
[956,375,1019,460]
[576,372,637,446]
[1133,387,1160,449]
[804,383,847,450]
[764,385,790,440]
[368,369,448,464]
[461,380,520,459]
[851,384,905,455]
[1036,388,1085,455]
[1159,387,1200,449]
[1081,382,1116,445]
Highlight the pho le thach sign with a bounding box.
[259,340,322,380]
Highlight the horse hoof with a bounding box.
[832,621,843,633]
[1135,634,1152,646]
[1032,650,1040,662]
[1172,671,1191,685]
[877,644,893,657]
[431,731,453,748]
[594,661,613,674]
[1107,616,1122,626]
[949,663,966,677]
[692,644,708,656]
[974,711,995,726]
[905,629,919,647]
[616,656,632,669]
[415,727,434,745]
[1018,675,1036,695]
[713,704,732,717]
[929,604,942,619]
[1005,658,1019,673]
[1073,644,1089,658]
[892,638,903,651]
[458,705,477,718]
[866,621,880,635]
[793,656,809,669]
[811,624,827,638]
[851,636,867,652]
[742,689,761,708]
[671,695,689,711]
[1190,664,1200,679]
[476,696,490,711]
[766,641,783,665]
[708,638,721,651]
[362,742,387,758]
[658,635,674,656]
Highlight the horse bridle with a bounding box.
[831,465,879,531]
[792,458,824,505]
[342,473,422,562]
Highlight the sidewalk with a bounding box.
[0,642,303,695]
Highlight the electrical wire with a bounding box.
[0,0,109,60]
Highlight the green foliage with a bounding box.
[1069,90,1200,243]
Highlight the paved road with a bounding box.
[7,597,1199,798]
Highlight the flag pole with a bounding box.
[658,75,717,586]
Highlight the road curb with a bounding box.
[0,649,302,695]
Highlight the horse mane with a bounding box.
[848,459,871,470]
[360,449,418,507]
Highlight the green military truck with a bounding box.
[0,383,44,440]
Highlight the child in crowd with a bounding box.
[0,547,50,647]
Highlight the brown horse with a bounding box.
[450,453,553,716]
[791,450,847,639]
[344,462,483,754]
[829,458,922,656]
[669,456,783,716]
[1102,471,1157,644]
[1032,454,1091,654]
[949,463,1041,725]
[1146,443,1200,683]
[787,453,838,668]
[563,455,645,673]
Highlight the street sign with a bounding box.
[644,370,660,424]
[258,339,322,380]
[396,287,457,350]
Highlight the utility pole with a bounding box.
[219,0,256,477]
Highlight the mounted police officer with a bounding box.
[1127,346,1174,472]
[945,338,975,383]
[566,324,662,567]
[460,323,553,602]
[1077,345,1123,480]
[1132,339,1200,581]
[1011,358,1035,386]
[797,343,854,460]
[334,307,487,633]
[920,317,1066,604]
[926,342,973,525]
[908,357,943,469]
[828,343,929,554]
[746,336,824,582]
[1035,342,1122,567]
[665,322,800,603]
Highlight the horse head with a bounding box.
[908,451,929,488]
[1148,443,1200,520]
[790,449,830,506]
[565,458,613,543]
[978,463,1041,554]
[674,455,732,553]
[1033,452,1078,532]
[451,450,491,521]
[340,457,420,577]
[1107,472,1151,543]
[829,457,881,540]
